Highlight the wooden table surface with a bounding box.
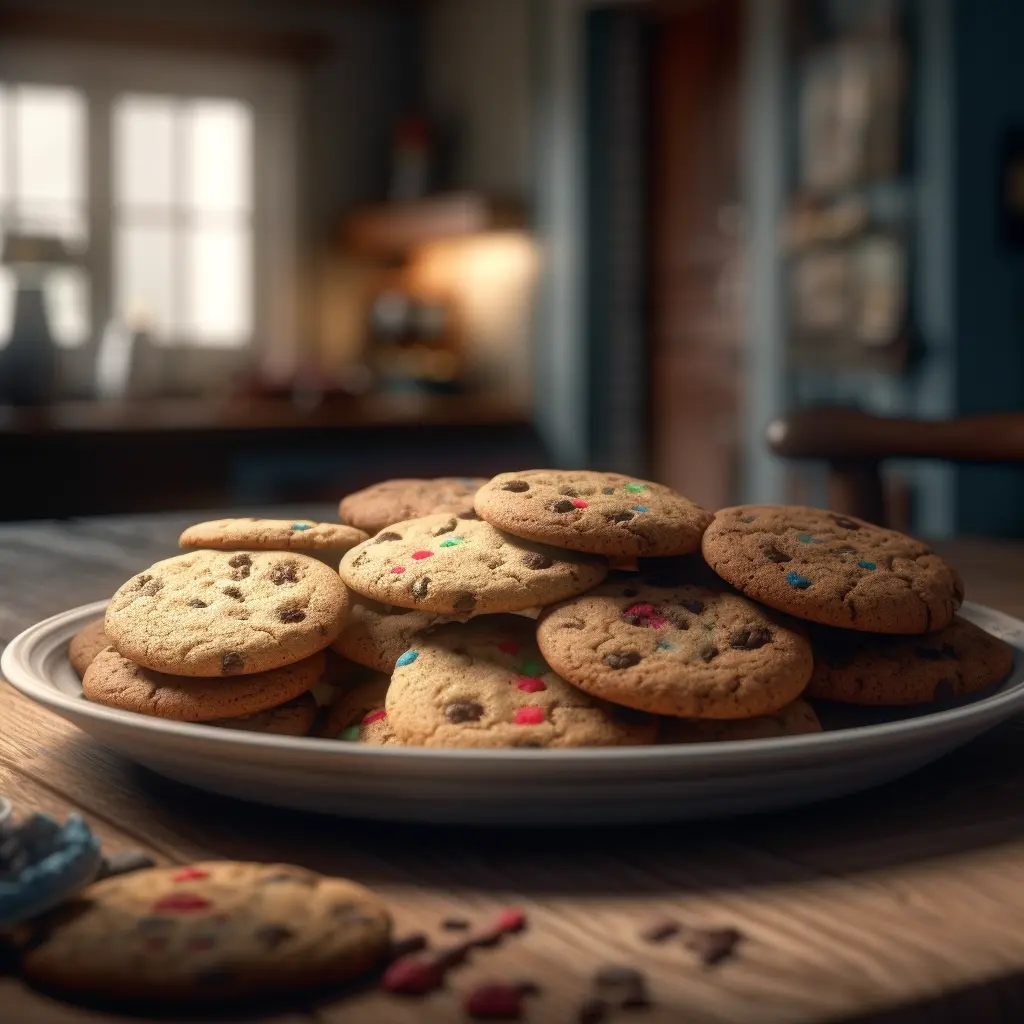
[3,511,1024,1023]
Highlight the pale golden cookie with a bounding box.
[659,699,821,743]
[18,861,391,1006]
[339,477,485,534]
[339,513,607,616]
[68,618,109,679]
[386,617,658,748]
[320,672,399,744]
[179,517,368,566]
[105,550,347,677]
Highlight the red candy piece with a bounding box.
[411,550,434,560]
[514,677,546,693]
[172,867,210,882]
[493,908,527,934]
[382,956,445,995]
[647,616,668,630]
[151,893,211,913]
[571,499,588,509]
[513,707,545,726]
[624,603,655,617]
[463,983,524,1019]
[498,640,520,655]
[624,603,667,629]
[362,709,387,725]
[391,566,406,574]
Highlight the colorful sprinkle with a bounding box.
[519,659,546,677]
[571,499,589,509]
[172,867,210,882]
[339,725,360,741]
[514,707,546,726]
[625,483,647,494]
[411,550,434,560]
[396,650,419,667]
[785,571,813,589]
[493,907,528,933]
[858,560,877,570]
[498,639,520,655]
[656,640,675,650]
[439,537,464,548]
[631,505,649,513]
[515,676,547,693]
[391,566,406,574]
[151,893,212,913]
[362,709,387,725]
[796,534,823,543]
[290,523,312,531]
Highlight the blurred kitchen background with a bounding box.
[0,0,1019,537]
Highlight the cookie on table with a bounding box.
[474,470,712,559]
[386,616,658,748]
[536,579,813,719]
[702,505,964,634]
[83,648,325,723]
[339,477,485,534]
[659,699,821,743]
[339,513,608,617]
[179,517,368,566]
[807,615,1014,705]
[212,693,319,736]
[68,618,110,679]
[18,861,391,1006]
[331,591,455,673]
[320,673,399,744]
[105,550,347,677]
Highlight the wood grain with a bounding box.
[3,514,1024,1021]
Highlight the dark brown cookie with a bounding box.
[701,505,964,633]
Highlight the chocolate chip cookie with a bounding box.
[212,693,320,736]
[18,861,391,1006]
[179,517,368,566]
[105,550,347,676]
[386,616,658,748]
[68,618,110,679]
[83,648,325,722]
[320,672,399,744]
[339,478,485,534]
[702,505,964,634]
[659,699,821,743]
[536,580,813,718]
[807,616,1014,705]
[339,513,608,616]
[474,470,712,558]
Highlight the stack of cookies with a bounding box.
[73,476,1014,749]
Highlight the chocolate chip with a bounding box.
[269,562,298,585]
[608,511,634,523]
[503,480,530,492]
[458,510,479,520]
[445,699,484,723]
[221,651,245,673]
[188,599,207,608]
[279,608,305,623]
[730,626,772,650]
[680,599,704,614]
[227,553,251,579]
[578,998,608,1024]
[604,651,641,669]
[138,578,163,597]
[375,531,403,542]
[453,592,477,612]
[522,552,553,570]
[640,918,680,943]
[594,965,649,1008]
[602,487,617,495]
[684,926,742,966]
[665,612,690,630]
[551,499,576,513]
[412,577,431,600]
[831,515,861,530]
[255,923,295,950]
[561,620,585,630]
[442,917,471,930]
[700,645,719,663]
[223,586,244,600]
[763,544,792,563]
[434,518,458,536]
[559,485,579,497]
[623,613,647,627]
[135,574,154,589]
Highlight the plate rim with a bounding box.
[3,598,1024,768]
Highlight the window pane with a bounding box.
[43,267,90,348]
[114,94,175,208]
[14,200,87,247]
[184,225,250,345]
[115,224,175,341]
[184,99,251,214]
[0,268,14,349]
[14,85,85,205]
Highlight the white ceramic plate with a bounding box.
[4,600,1024,826]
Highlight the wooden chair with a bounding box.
[765,408,1024,526]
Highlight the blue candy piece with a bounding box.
[656,640,674,651]
[396,650,419,667]
[796,534,823,544]
[785,571,813,590]
[858,560,877,570]
[631,506,649,513]
[291,523,312,531]
[0,813,103,929]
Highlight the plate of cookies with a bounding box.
[4,473,1024,826]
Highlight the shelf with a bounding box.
[341,193,526,258]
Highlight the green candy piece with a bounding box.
[338,725,361,741]
[439,537,464,548]
[519,659,546,677]
[625,483,647,494]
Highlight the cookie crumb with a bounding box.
[639,917,680,943]
[684,925,743,966]
[442,917,471,930]
[594,965,648,1008]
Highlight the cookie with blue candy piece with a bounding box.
[701,505,964,634]
[179,517,368,568]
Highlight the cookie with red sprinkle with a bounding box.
[319,671,401,745]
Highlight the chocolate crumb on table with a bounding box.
[684,925,743,966]
[593,964,649,1008]
[640,916,681,943]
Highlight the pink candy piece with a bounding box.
[171,867,209,882]
[571,499,588,509]
[381,956,445,995]
[514,707,545,726]
[493,908,528,934]
[514,677,546,693]
[391,566,406,574]
[463,983,524,1019]
[362,709,387,725]
[411,550,433,560]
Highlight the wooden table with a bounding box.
[3,513,1024,1023]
